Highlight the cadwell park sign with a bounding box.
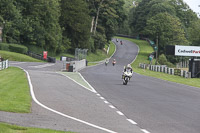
[166,45,200,78]
[175,45,200,57]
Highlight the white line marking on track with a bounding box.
[100,97,105,100]
[116,111,124,116]
[109,105,115,109]
[78,72,97,93]
[59,73,96,93]
[141,129,150,133]
[20,67,118,133]
[127,119,137,125]
[104,101,109,104]
[96,94,101,96]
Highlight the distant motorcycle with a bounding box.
[112,59,116,66]
[120,40,123,45]
[105,59,109,66]
[122,70,132,85]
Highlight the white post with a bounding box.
[6,60,8,68]
[181,70,184,77]
[171,68,174,75]
[0,62,2,70]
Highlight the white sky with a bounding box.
[183,0,200,14]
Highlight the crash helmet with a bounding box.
[127,64,131,68]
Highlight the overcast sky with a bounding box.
[183,0,200,14]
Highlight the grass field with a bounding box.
[115,37,200,88]
[0,67,31,113]
[0,50,43,62]
[0,122,74,133]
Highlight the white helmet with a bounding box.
[127,64,131,68]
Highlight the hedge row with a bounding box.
[0,43,28,54]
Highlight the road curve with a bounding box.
[0,60,142,132]
[80,39,200,133]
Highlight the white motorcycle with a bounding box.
[122,69,132,85]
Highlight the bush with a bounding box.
[158,54,174,67]
[158,54,168,65]
[0,43,9,51]
[9,44,28,54]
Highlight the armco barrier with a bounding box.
[0,60,9,70]
[139,63,191,78]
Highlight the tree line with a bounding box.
[0,0,125,54]
[122,0,200,64]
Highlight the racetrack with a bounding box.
[1,39,200,133]
[1,56,142,132]
[80,39,200,133]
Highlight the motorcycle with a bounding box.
[105,60,109,66]
[122,70,132,85]
[112,61,116,66]
[120,40,123,45]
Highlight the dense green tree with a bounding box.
[0,0,22,43]
[60,0,91,52]
[87,0,126,49]
[19,0,62,52]
[145,13,189,54]
[130,0,198,34]
[168,0,198,28]
[188,20,200,46]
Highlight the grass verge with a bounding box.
[60,72,94,91]
[86,41,116,62]
[0,50,42,62]
[0,122,74,133]
[0,67,31,113]
[115,37,200,88]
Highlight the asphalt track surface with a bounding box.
[1,39,200,133]
[80,39,200,133]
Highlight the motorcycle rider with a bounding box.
[122,64,133,79]
[105,59,109,66]
[112,59,116,66]
[120,40,123,45]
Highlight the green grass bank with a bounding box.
[0,50,42,62]
[0,122,74,133]
[0,67,31,113]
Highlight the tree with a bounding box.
[18,0,62,52]
[60,0,91,52]
[188,20,200,46]
[145,13,189,55]
[168,0,198,28]
[0,0,22,43]
[87,0,126,49]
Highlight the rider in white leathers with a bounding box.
[122,64,133,79]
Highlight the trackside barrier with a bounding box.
[0,60,9,70]
[139,63,191,78]
[27,51,56,63]
[63,59,86,72]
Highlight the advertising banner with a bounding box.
[175,45,200,57]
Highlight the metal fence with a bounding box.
[75,48,88,61]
